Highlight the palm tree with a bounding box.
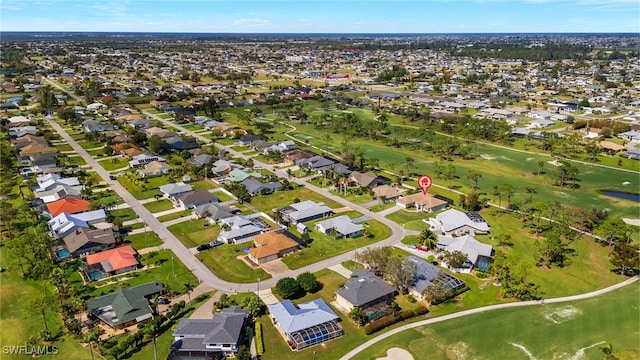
[348,307,365,327]
[417,229,438,249]
[145,322,160,360]
[600,343,618,360]
[183,282,194,303]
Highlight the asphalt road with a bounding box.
[44,115,408,292]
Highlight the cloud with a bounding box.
[232,18,271,28]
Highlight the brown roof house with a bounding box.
[137,161,172,177]
[396,193,448,213]
[372,185,403,203]
[248,232,299,264]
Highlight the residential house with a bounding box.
[266,299,344,350]
[60,227,117,258]
[396,193,449,212]
[83,119,115,132]
[250,140,272,152]
[314,215,364,238]
[11,135,47,151]
[229,168,262,183]
[247,232,300,264]
[217,216,263,244]
[599,141,626,154]
[159,182,194,204]
[622,148,640,160]
[19,143,57,170]
[187,154,213,168]
[618,130,640,142]
[529,119,555,128]
[404,256,466,301]
[238,134,265,145]
[48,209,106,239]
[45,198,91,217]
[193,203,234,224]
[241,178,282,196]
[281,200,333,224]
[211,159,235,176]
[163,136,199,151]
[144,126,177,139]
[349,171,381,188]
[176,190,219,210]
[9,126,38,138]
[283,149,316,166]
[171,306,248,358]
[436,234,494,272]
[128,154,165,167]
[35,174,80,192]
[87,281,163,329]
[372,185,402,203]
[335,270,396,319]
[34,184,82,204]
[137,161,172,177]
[84,244,140,277]
[295,155,335,170]
[433,209,490,235]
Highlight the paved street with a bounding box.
[45,115,408,292]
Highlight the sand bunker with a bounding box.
[376,348,414,360]
[544,305,582,324]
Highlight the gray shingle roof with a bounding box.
[336,270,396,307]
[173,306,247,350]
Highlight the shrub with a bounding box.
[398,310,414,320]
[255,322,264,355]
[364,314,397,335]
[414,306,429,315]
[273,277,303,299]
[407,294,416,303]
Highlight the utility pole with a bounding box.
[257,276,260,294]
[171,256,175,278]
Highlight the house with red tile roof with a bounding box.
[46,198,91,217]
[85,245,140,277]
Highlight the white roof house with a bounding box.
[434,209,490,235]
[266,299,343,350]
[48,209,106,239]
[437,234,494,272]
[314,215,364,238]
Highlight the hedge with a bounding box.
[364,307,430,335]
[255,321,264,355]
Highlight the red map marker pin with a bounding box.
[418,175,432,196]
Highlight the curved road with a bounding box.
[44,115,407,293]
[340,276,639,360]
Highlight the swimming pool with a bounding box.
[87,270,106,280]
[56,249,71,259]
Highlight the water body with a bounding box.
[602,191,640,203]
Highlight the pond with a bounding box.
[602,191,640,203]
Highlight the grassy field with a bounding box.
[0,246,88,360]
[143,199,174,213]
[351,282,640,360]
[167,219,221,248]
[189,179,216,191]
[117,174,171,200]
[276,112,639,217]
[281,218,392,269]
[156,210,192,222]
[195,243,271,283]
[124,231,163,250]
[98,157,129,171]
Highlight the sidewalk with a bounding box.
[377,205,402,217]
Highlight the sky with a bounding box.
[1,0,639,33]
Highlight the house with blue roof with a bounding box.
[267,299,344,350]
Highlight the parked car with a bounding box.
[196,243,212,251]
[210,240,223,248]
[158,297,170,305]
[109,175,117,180]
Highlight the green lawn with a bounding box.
[352,282,640,360]
[156,210,192,222]
[82,249,196,298]
[211,189,235,202]
[168,219,221,248]
[250,187,342,213]
[117,175,172,200]
[98,157,129,171]
[0,246,88,360]
[53,143,73,151]
[195,243,271,283]
[189,179,216,191]
[368,202,396,213]
[124,231,163,250]
[280,217,392,270]
[108,207,138,223]
[143,199,175,213]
